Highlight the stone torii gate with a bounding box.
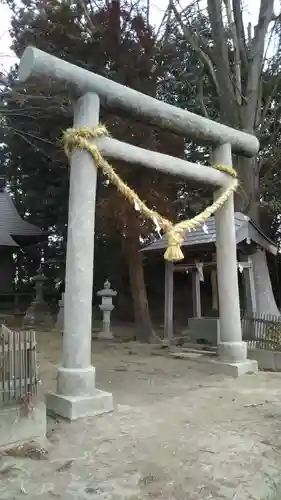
[19,47,259,420]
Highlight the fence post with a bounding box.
[213,144,257,373]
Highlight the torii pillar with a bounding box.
[18,74,113,417]
[211,144,257,376]
[48,93,112,419]
[47,93,113,419]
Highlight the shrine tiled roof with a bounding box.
[0,181,43,247]
[142,212,277,256]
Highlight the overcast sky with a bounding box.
[0,0,279,73]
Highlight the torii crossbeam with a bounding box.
[19,47,259,420]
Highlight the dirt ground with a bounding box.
[2,330,281,499]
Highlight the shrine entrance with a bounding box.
[143,212,277,345]
[19,45,260,419]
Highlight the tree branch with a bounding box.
[260,73,281,127]
[247,22,252,44]
[197,69,209,118]
[0,73,8,86]
[223,0,242,104]
[170,1,220,95]
[207,0,239,125]
[244,0,275,131]
[77,0,97,34]
[7,127,62,164]
[232,0,248,71]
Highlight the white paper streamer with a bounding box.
[196,262,204,282]
[238,263,244,273]
[202,223,209,234]
[134,200,140,212]
[153,216,161,234]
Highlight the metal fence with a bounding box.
[241,312,281,350]
[0,325,38,405]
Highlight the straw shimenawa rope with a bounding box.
[63,125,238,262]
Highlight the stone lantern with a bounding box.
[23,269,53,329]
[34,271,46,302]
[97,279,117,339]
[55,292,64,332]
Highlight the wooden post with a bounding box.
[239,256,257,341]
[192,270,202,317]
[211,271,218,311]
[242,257,257,315]
[164,261,174,343]
[211,253,218,311]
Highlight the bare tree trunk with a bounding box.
[251,249,279,315]
[124,218,153,343]
[234,155,279,315]
[209,0,278,316]
[170,0,278,316]
[234,156,260,221]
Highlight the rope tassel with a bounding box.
[62,125,238,262]
[164,230,185,262]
